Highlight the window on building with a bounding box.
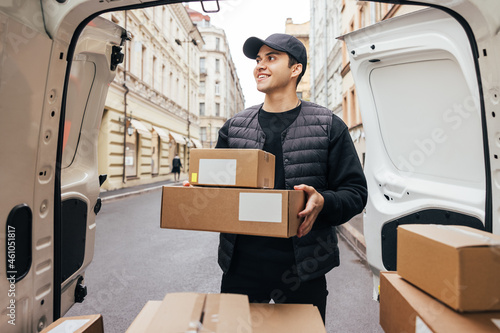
[215,103,220,117]
[342,93,348,125]
[151,131,160,176]
[216,37,220,51]
[169,71,173,96]
[200,102,205,116]
[199,81,206,94]
[200,57,206,73]
[162,64,166,95]
[153,55,157,89]
[125,124,138,178]
[200,127,207,141]
[359,5,366,29]
[215,59,220,73]
[141,45,147,81]
[215,82,220,96]
[154,6,161,26]
[352,88,360,125]
[162,7,167,32]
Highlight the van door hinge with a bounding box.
[75,276,87,303]
[110,45,124,71]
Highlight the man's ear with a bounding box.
[291,63,303,79]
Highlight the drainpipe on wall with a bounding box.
[122,10,129,184]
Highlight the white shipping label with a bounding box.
[48,319,90,333]
[199,159,237,185]
[239,193,282,223]
[492,319,500,329]
[415,316,433,333]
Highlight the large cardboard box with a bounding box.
[42,314,103,333]
[161,186,305,238]
[126,293,251,333]
[397,224,500,312]
[189,149,275,188]
[126,294,327,333]
[380,272,500,333]
[250,303,326,333]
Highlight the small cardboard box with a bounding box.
[380,272,500,333]
[126,293,251,333]
[189,148,275,188]
[250,303,326,333]
[127,295,327,333]
[397,224,500,312]
[161,186,305,238]
[42,314,103,333]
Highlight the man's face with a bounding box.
[253,45,299,94]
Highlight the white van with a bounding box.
[1,0,498,332]
[342,0,500,298]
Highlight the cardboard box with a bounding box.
[250,303,326,333]
[42,314,103,333]
[127,294,327,333]
[126,301,162,333]
[161,186,305,238]
[380,272,500,333]
[189,149,275,188]
[126,293,251,333]
[397,224,500,312]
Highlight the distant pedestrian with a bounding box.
[171,154,182,182]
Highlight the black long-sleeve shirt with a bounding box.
[216,104,367,281]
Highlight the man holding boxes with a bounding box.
[215,33,368,322]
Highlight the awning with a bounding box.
[191,138,203,148]
[152,126,169,141]
[130,119,151,137]
[169,132,187,145]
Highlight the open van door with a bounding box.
[0,2,131,332]
[342,0,500,297]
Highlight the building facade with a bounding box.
[98,4,204,190]
[285,18,311,102]
[188,7,245,148]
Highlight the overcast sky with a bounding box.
[187,0,311,108]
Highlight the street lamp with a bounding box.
[175,36,198,173]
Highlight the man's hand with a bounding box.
[294,184,324,238]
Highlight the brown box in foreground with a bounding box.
[250,303,326,333]
[126,293,251,333]
[42,314,103,333]
[380,272,500,333]
[126,293,327,333]
[397,224,500,312]
[189,148,275,188]
[161,186,305,238]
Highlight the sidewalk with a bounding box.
[100,179,367,258]
[100,178,187,202]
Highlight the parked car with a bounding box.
[341,0,500,298]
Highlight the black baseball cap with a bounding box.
[243,33,307,74]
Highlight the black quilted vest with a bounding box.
[218,101,340,281]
